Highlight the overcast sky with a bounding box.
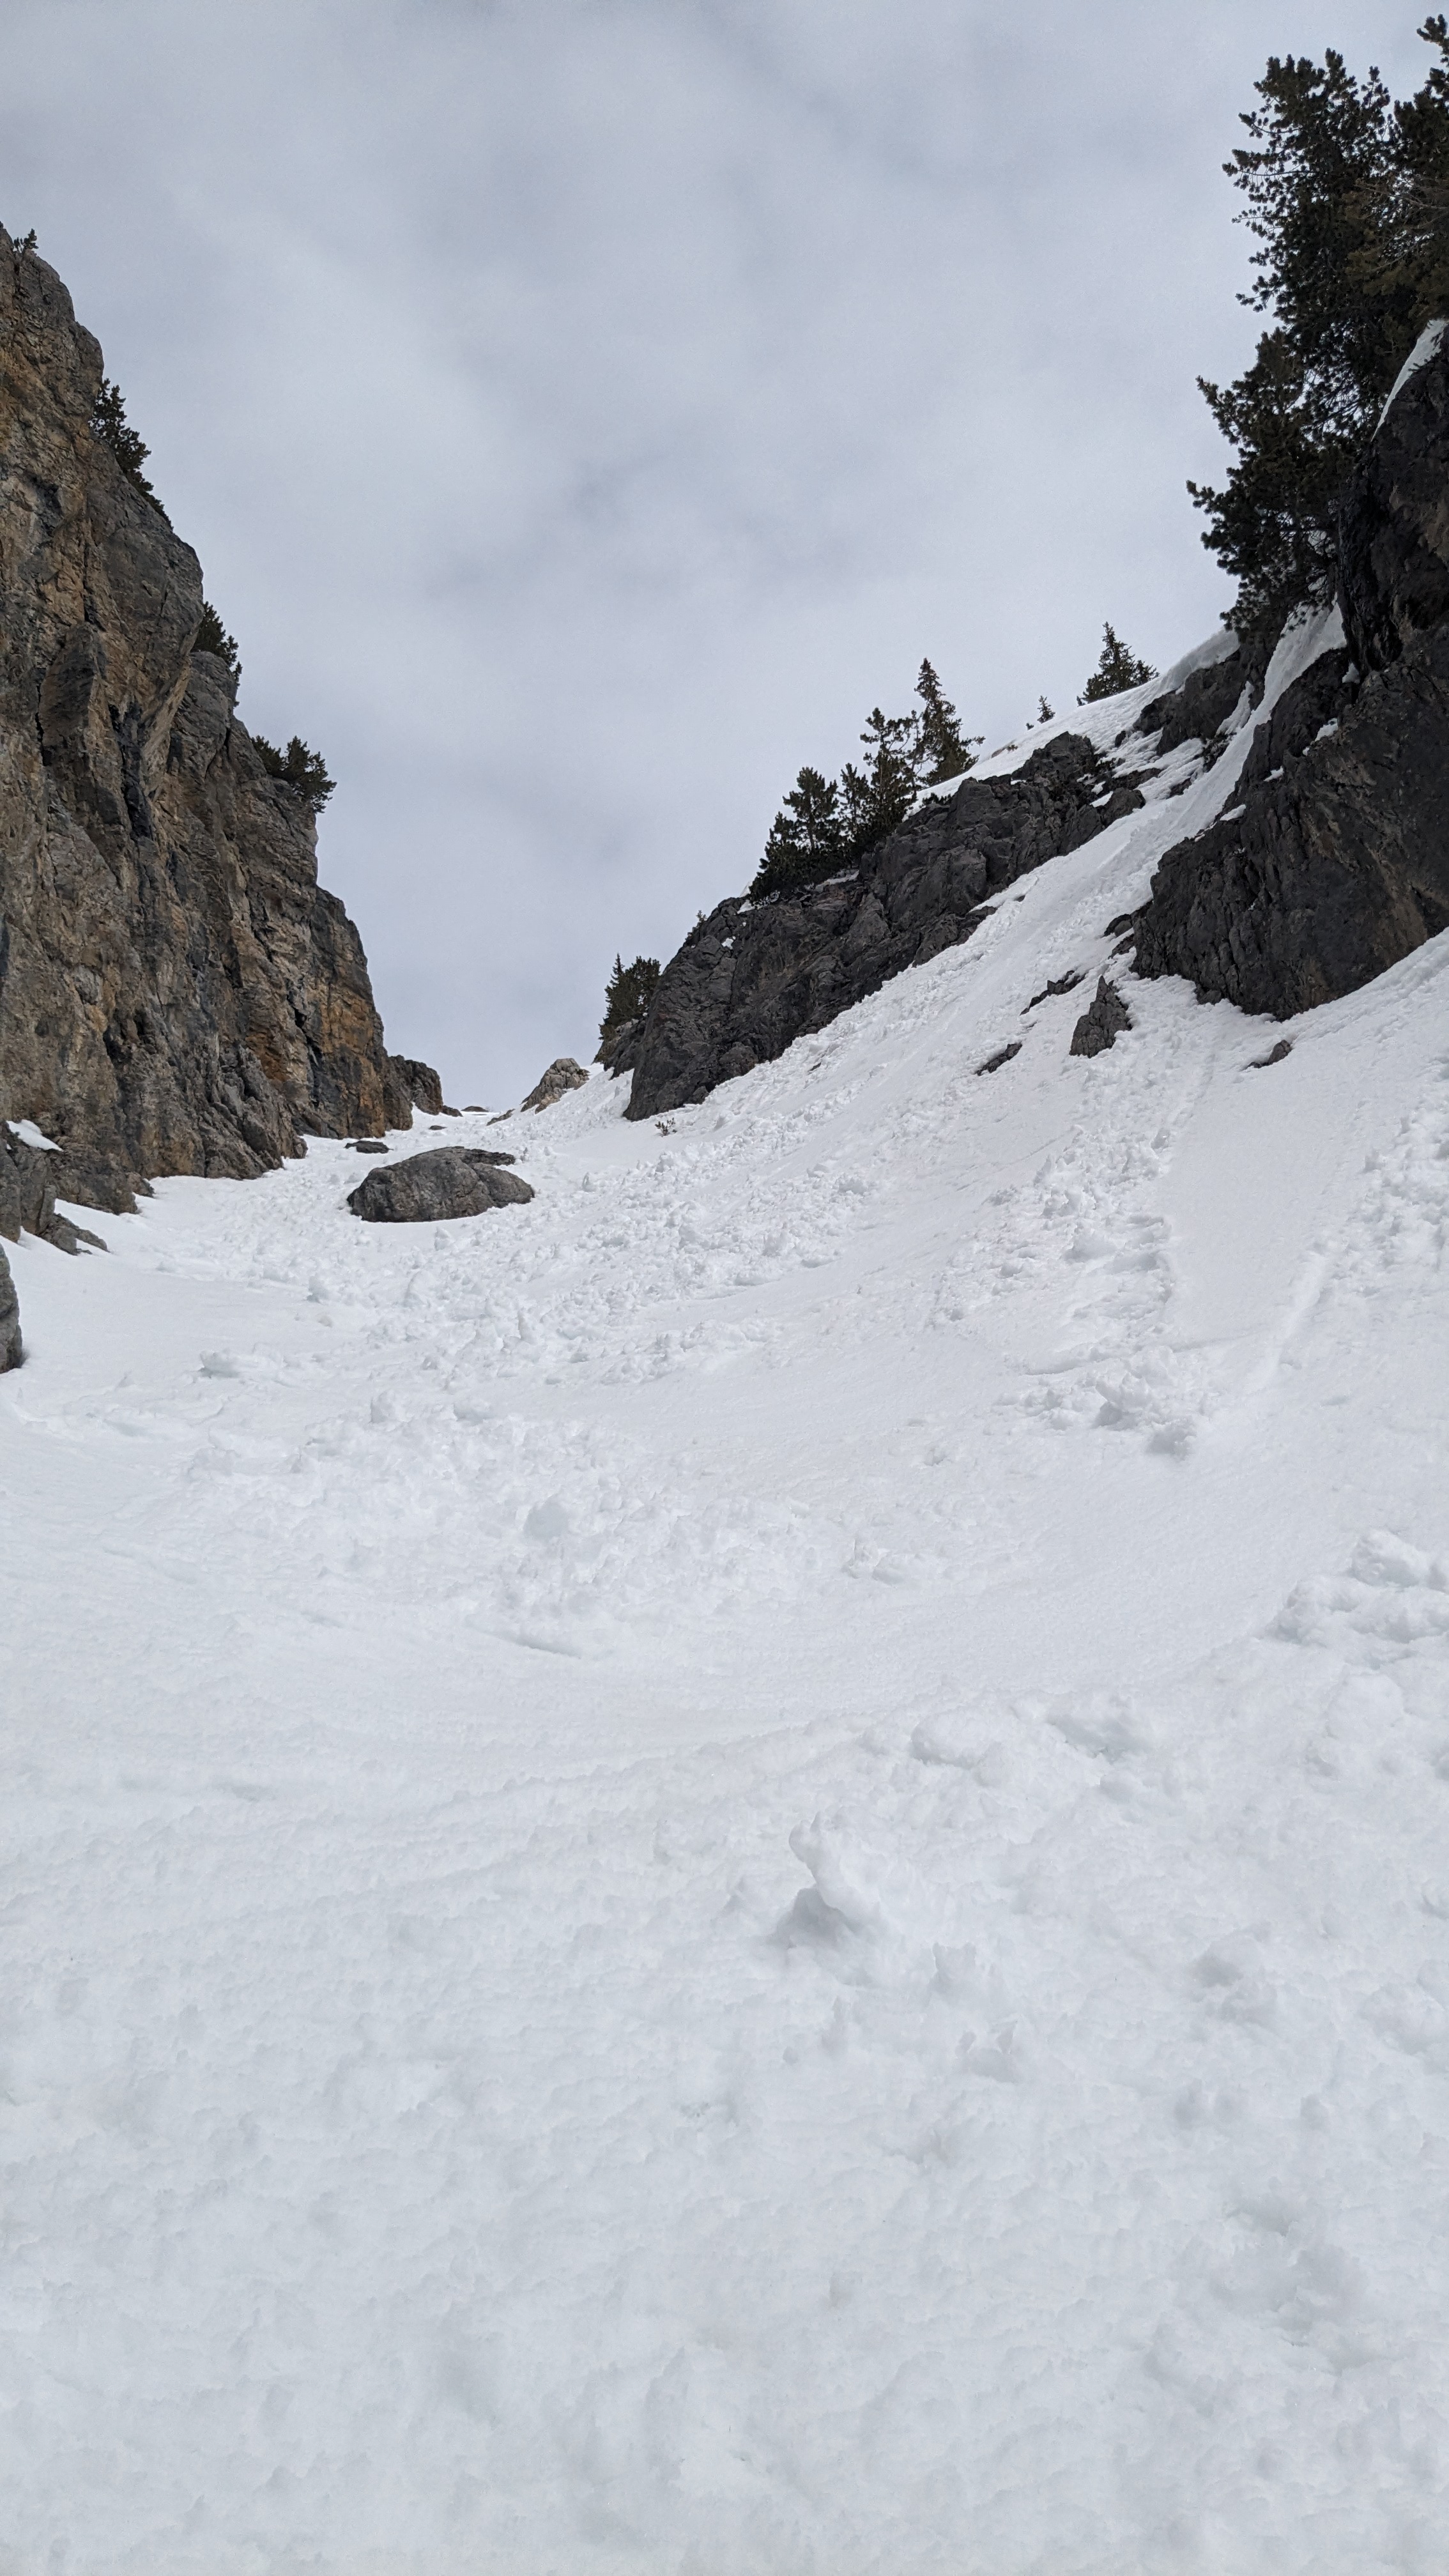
[1,0,1429,1102]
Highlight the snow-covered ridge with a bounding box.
[914,619,1241,798]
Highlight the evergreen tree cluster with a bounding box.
[751,660,981,901]
[253,734,336,816]
[1192,16,1449,633]
[601,953,661,1037]
[1078,624,1156,703]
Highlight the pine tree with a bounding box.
[749,661,979,898]
[1349,20,1449,348]
[1078,624,1156,704]
[91,378,164,512]
[842,708,918,855]
[195,602,240,681]
[751,765,847,897]
[912,658,980,783]
[600,953,661,1036]
[1036,695,1055,724]
[253,734,335,816]
[1189,26,1449,633]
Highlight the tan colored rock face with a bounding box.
[520,1057,588,1112]
[0,230,418,1208]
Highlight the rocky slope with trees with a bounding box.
[613,17,1449,1124]
[1134,326,1449,1011]
[0,226,439,1254]
[622,731,1149,1121]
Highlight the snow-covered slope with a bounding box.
[5,659,1449,2571]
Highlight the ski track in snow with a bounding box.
[4,646,1449,2572]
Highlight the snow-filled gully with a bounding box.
[4,652,1449,2572]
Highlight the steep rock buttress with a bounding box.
[0,229,436,1219]
[1133,332,1449,1015]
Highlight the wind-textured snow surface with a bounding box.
[5,641,1449,2572]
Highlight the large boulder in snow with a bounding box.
[625,734,1142,1121]
[0,1246,19,1371]
[348,1147,533,1224]
[1134,332,1449,1020]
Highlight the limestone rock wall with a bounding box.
[0,229,433,1212]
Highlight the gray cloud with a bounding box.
[1,0,1428,1099]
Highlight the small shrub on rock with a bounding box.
[91,377,165,516]
[253,734,335,816]
[195,602,240,680]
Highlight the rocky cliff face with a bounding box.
[1133,335,1449,1015]
[625,733,1146,1121]
[0,229,435,1217]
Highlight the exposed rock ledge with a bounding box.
[0,227,440,1217]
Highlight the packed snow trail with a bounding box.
[5,662,1449,2569]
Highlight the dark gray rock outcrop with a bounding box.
[1339,328,1449,674]
[1135,332,1449,1020]
[1068,977,1132,1057]
[0,229,440,1211]
[1137,643,1254,758]
[626,735,1142,1120]
[595,1019,642,1078]
[348,1147,533,1224]
[0,1245,19,1369]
